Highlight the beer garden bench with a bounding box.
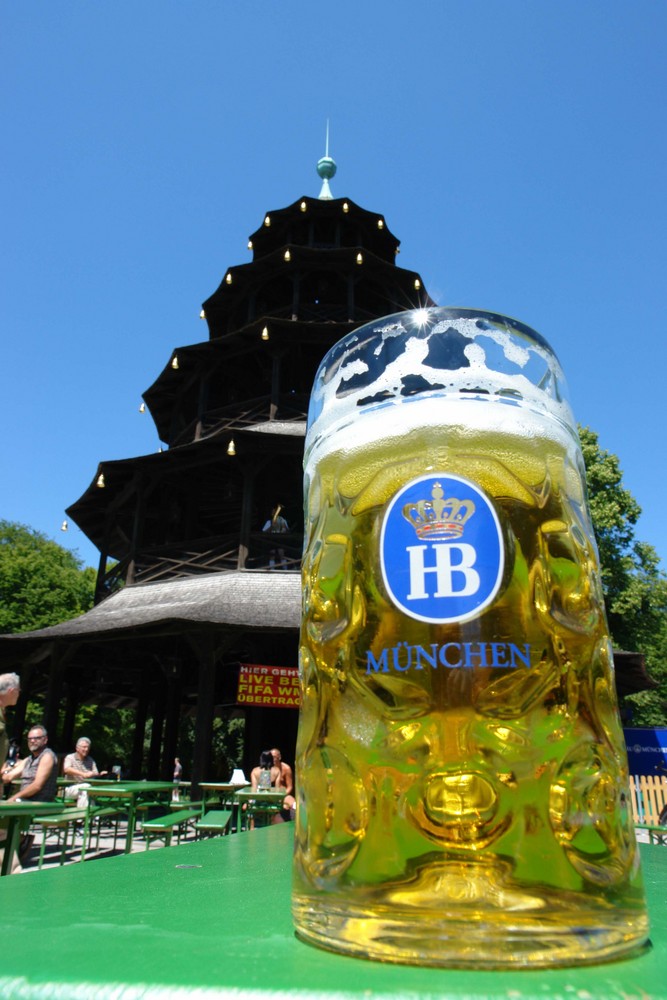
[34,801,127,866]
[195,809,233,838]
[629,774,667,845]
[33,807,88,869]
[141,808,203,849]
[85,805,125,855]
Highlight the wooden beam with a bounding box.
[130,668,151,777]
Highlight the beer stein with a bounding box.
[293,307,648,968]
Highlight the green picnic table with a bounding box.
[84,780,174,854]
[235,785,287,829]
[0,801,65,876]
[199,780,249,831]
[0,824,663,998]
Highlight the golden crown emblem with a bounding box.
[402,483,475,540]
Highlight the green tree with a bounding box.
[579,427,667,725]
[0,520,95,634]
[69,704,136,773]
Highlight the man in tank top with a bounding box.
[3,724,58,803]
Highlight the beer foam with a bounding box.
[306,308,575,465]
[305,390,579,491]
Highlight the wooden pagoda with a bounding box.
[1,158,435,785]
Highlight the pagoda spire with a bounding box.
[316,121,337,200]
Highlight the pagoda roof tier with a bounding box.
[66,424,305,560]
[201,243,431,340]
[143,318,360,444]
[247,196,400,263]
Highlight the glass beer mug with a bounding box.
[292,307,648,968]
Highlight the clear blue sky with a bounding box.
[2,1,666,572]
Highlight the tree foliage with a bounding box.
[0,520,95,634]
[579,427,667,725]
[21,699,136,773]
[177,712,245,781]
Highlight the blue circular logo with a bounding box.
[380,474,505,624]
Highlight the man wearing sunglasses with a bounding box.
[3,725,58,804]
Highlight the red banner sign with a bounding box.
[237,664,300,708]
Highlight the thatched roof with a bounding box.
[0,570,301,646]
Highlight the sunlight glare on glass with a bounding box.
[411,308,432,329]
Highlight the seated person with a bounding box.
[270,747,295,821]
[250,750,281,791]
[246,750,284,828]
[3,725,58,803]
[63,737,106,782]
[250,749,294,823]
[270,748,293,794]
[2,724,58,869]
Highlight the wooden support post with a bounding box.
[95,547,110,604]
[44,651,64,745]
[270,354,280,420]
[189,636,220,797]
[128,476,147,586]
[291,272,300,322]
[130,669,151,778]
[61,680,80,750]
[237,467,255,570]
[161,659,182,779]
[147,679,166,778]
[11,662,36,741]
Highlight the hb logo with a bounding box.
[380,474,504,624]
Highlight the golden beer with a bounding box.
[292,308,648,967]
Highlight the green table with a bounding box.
[84,781,174,854]
[199,780,249,807]
[199,780,249,831]
[1,825,662,999]
[0,801,65,876]
[235,785,287,829]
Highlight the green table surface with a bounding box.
[0,801,67,877]
[199,782,249,791]
[0,825,663,1000]
[235,786,287,801]
[86,781,175,794]
[0,801,66,817]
